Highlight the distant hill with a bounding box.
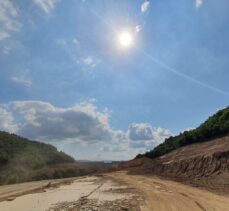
[0,131,118,185]
[0,131,76,184]
[140,106,229,159]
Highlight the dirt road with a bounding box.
[0,171,228,211]
[0,175,143,211]
[0,177,75,202]
[108,171,229,211]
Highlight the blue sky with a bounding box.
[0,0,229,160]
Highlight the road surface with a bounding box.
[108,172,229,211]
[0,171,228,211]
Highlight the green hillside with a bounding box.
[0,131,75,184]
[140,106,229,159]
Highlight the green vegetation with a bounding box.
[139,106,229,159]
[0,131,75,184]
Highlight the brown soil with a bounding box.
[119,136,229,194]
[108,172,229,211]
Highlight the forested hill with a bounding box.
[140,106,229,159]
[0,131,75,166]
[0,131,75,184]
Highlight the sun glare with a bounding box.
[118,32,133,48]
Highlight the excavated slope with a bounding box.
[119,136,229,194]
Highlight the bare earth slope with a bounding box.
[119,136,229,194]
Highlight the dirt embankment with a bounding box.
[119,136,229,194]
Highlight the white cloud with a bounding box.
[0,32,9,41]
[11,75,32,87]
[0,0,22,42]
[141,1,150,13]
[2,46,11,55]
[127,123,172,150]
[1,100,172,159]
[33,0,57,13]
[182,127,194,132]
[0,107,18,133]
[8,101,113,143]
[195,0,203,8]
[135,25,142,33]
[101,123,172,154]
[128,123,153,141]
[83,56,94,65]
[83,56,97,68]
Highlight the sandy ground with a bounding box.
[0,177,75,202]
[0,171,228,211]
[0,174,142,211]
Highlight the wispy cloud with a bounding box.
[11,75,32,87]
[135,25,142,33]
[83,56,97,68]
[195,0,203,9]
[33,0,57,13]
[73,38,79,45]
[55,38,67,47]
[141,1,150,13]
[2,46,11,55]
[0,0,22,42]
[0,32,9,41]
[141,49,229,97]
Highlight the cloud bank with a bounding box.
[6,101,112,143]
[0,101,172,155]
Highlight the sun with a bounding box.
[118,31,133,48]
